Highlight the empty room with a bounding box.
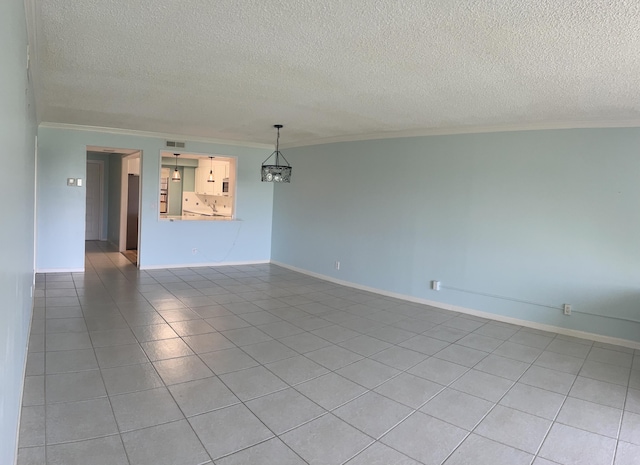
[2,1,640,465]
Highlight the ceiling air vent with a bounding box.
[166,140,186,148]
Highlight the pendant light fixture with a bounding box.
[261,124,291,183]
[207,156,215,182]
[171,153,181,182]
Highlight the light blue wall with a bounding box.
[183,167,196,193]
[37,128,274,269]
[107,154,122,244]
[167,167,184,216]
[272,129,640,342]
[86,152,110,239]
[0,0,36,463]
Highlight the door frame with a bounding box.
[119,153,142,262]
[85,159,105,241]
[34,135,38,281]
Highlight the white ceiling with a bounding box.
[31,0,640,146]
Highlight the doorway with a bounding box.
[120,153,142,265]
[125,174,140,256]
[85,146,142,266]
[85,160,104,241]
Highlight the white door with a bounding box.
[85,161,102,240]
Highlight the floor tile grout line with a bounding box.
[43,303,48,464]
[437,333,559,464]
[171,340,312,464]
[612,350,637,465]
[83,257,137,465]
[341,325,534,463]
[528,340,597,464]
[37,432,124,449]
[208,435,312,465]
[118,331,215,464]
[338,441,393,465]
[324,333,487,463]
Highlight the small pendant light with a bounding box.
[261,125,291,183]
[207,156,215,182]
[171,153,181,182]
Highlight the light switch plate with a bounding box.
[76,178,83,187]
[67,178,75,186]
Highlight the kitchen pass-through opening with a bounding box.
[159,151,236,221]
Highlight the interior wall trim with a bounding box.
[35,267,84,273]
[139,260,270,270]
[38,122,274,150]
[281,120,640,148]
[14,299,35,464]
[271,260,640,351]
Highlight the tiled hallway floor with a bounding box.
[18,241,640,464]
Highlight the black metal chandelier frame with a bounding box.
[261,124,292,183]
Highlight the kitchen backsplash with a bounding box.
[182,192,233,215]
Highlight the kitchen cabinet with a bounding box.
[195,166,217,195]
[195,159,228,195]
[216,160,230,182]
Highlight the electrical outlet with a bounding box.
[563,304,572,316]
[192,248,198,255]
[431,280,441,291]
[335,261,340,270]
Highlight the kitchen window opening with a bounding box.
[159,151,236,221]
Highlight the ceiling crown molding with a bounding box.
[24,0,43,123]
[281,119,640,149]
[38,119,640,151]
[38,122,274,150]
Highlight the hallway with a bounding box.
[18,242,640,464]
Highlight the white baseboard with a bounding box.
[140,260,270,270]
[35,267,84,273]
[271,261,640,351]
[14,302,34,465]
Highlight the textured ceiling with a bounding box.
[32,0,640,146]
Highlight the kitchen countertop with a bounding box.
[183,209,231,217]
[160,213,233,221]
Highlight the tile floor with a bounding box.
[17,241,640,465]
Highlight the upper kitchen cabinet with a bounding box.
[195,157,234,196]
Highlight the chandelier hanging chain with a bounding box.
[273,125,290,167]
